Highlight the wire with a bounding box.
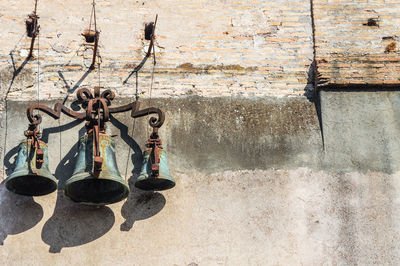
[147,55,156,135]
[124,118,136,181]
[89,0,94,31]
[9,31,27,57]
[93,0,97,32]
[65,44,83,67]
[2,77,6,181]
[135,71,138,100]
[36,33,40,132]
[98,54,101,87]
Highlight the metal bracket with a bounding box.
[26,87,165,177]
[27,87,165,130]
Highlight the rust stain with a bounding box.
[385,42,396,53]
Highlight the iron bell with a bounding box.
[6,139,57,196]
[63,133,129,205]
[135,135,175,191]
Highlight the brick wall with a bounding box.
[313,0,400,87]
[0,0,314,100]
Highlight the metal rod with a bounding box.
[28,33,36,59]
[90,32,99,69]
[146,15,158,57]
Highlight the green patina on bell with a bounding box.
[135,148,175,191]
[63,133,129,205]
[6,140,57,196]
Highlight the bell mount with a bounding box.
[26,86,165,179]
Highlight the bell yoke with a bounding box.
[5,86,175,205]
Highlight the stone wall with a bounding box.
[314,0,400,87]
[0,0,313,100]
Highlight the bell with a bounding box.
[5,139,57,196]
[63,133,129,205]
[135,147,175,191]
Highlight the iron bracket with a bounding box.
[26,87,165,131]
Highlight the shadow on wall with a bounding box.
[0,182,43,245]
[41,194,115,253]
[109,115,166,232]
[1,105,168,252]
[1,139,43,245]
[120,177,166,231]
[304,60,324,149]
[40,121,115,253]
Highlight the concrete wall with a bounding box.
[2,168,400,265]
[1,93,400,265]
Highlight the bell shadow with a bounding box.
[41,194,115,253]
[108,115,166,231]
[41,117,85,143]
[41,127,115,253]
[109,115,143,175]
[0,162,43,245]
[3,145,20,176]
[120,182,166,231]
[0,183,43,245]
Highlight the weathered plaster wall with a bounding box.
[321,89,400,173]
[2,168,400,265]
[1,93,400,264]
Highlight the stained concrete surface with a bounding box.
[0,96,323,176]
[321,89,400,173]
[1,94,400,264]
[0,169,399,265]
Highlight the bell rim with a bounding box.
[134,177,175,191]
[63,174,130,205]
[5,174,58,196]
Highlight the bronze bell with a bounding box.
[135,133,175,191]
[5,139,57,196]
[63,132,129,205]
